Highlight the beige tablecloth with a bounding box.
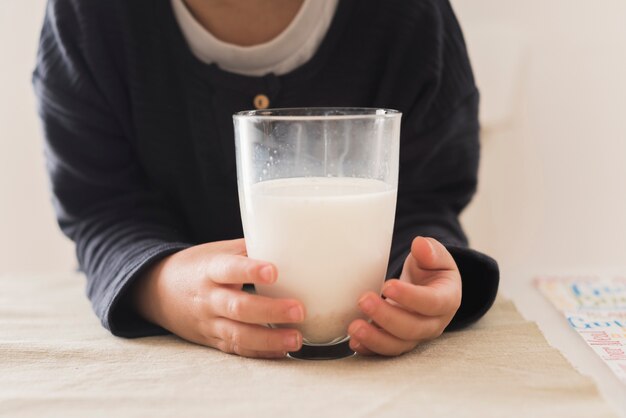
[0,273,617,417]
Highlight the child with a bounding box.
[34,0,499,358]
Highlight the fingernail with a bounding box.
[288,305,304,322]
[358,295,375,313]
[284,334,300,350]
[423,237,435,256]
[383,284,399,298]
[259,265,275,283]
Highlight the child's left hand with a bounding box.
[348,236,462,356]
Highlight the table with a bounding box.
[0,273,618,417]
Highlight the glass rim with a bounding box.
[233,107,402,121]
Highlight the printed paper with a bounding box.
[535,276,626,383]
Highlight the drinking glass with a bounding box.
[233,108,401,359]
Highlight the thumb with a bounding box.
[410,237,457,272]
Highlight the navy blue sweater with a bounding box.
[33,0,499,337]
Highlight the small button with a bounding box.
[253,94,270,109]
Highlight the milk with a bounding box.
[241,177,397,345]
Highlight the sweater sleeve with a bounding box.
[385,0,499,330]
[33,0,192,337]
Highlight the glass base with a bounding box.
[288,340,355,360]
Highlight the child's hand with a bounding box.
[132,239,305,358]
[348,237,462,356]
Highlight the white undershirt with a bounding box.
[171,0,339,77]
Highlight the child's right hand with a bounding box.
[132,238,305,358]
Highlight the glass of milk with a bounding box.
[233,108,401,359]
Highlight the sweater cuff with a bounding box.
[101,242,192,338]
[445,245,499,331]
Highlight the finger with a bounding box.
[358,292,445,340]
[204,336,287,359]
[382,279,461,317]
[204,253,277,286]
[409,237,458,273]
[208,318,303,353]
[207,287,305,324]
[166,327,287,359]
[349,337,374,356]
[233,348,287,359]
[347,319,416,357]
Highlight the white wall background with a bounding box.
[452,0,626,280]
[0,1,75,274]
[1,0,625,279]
